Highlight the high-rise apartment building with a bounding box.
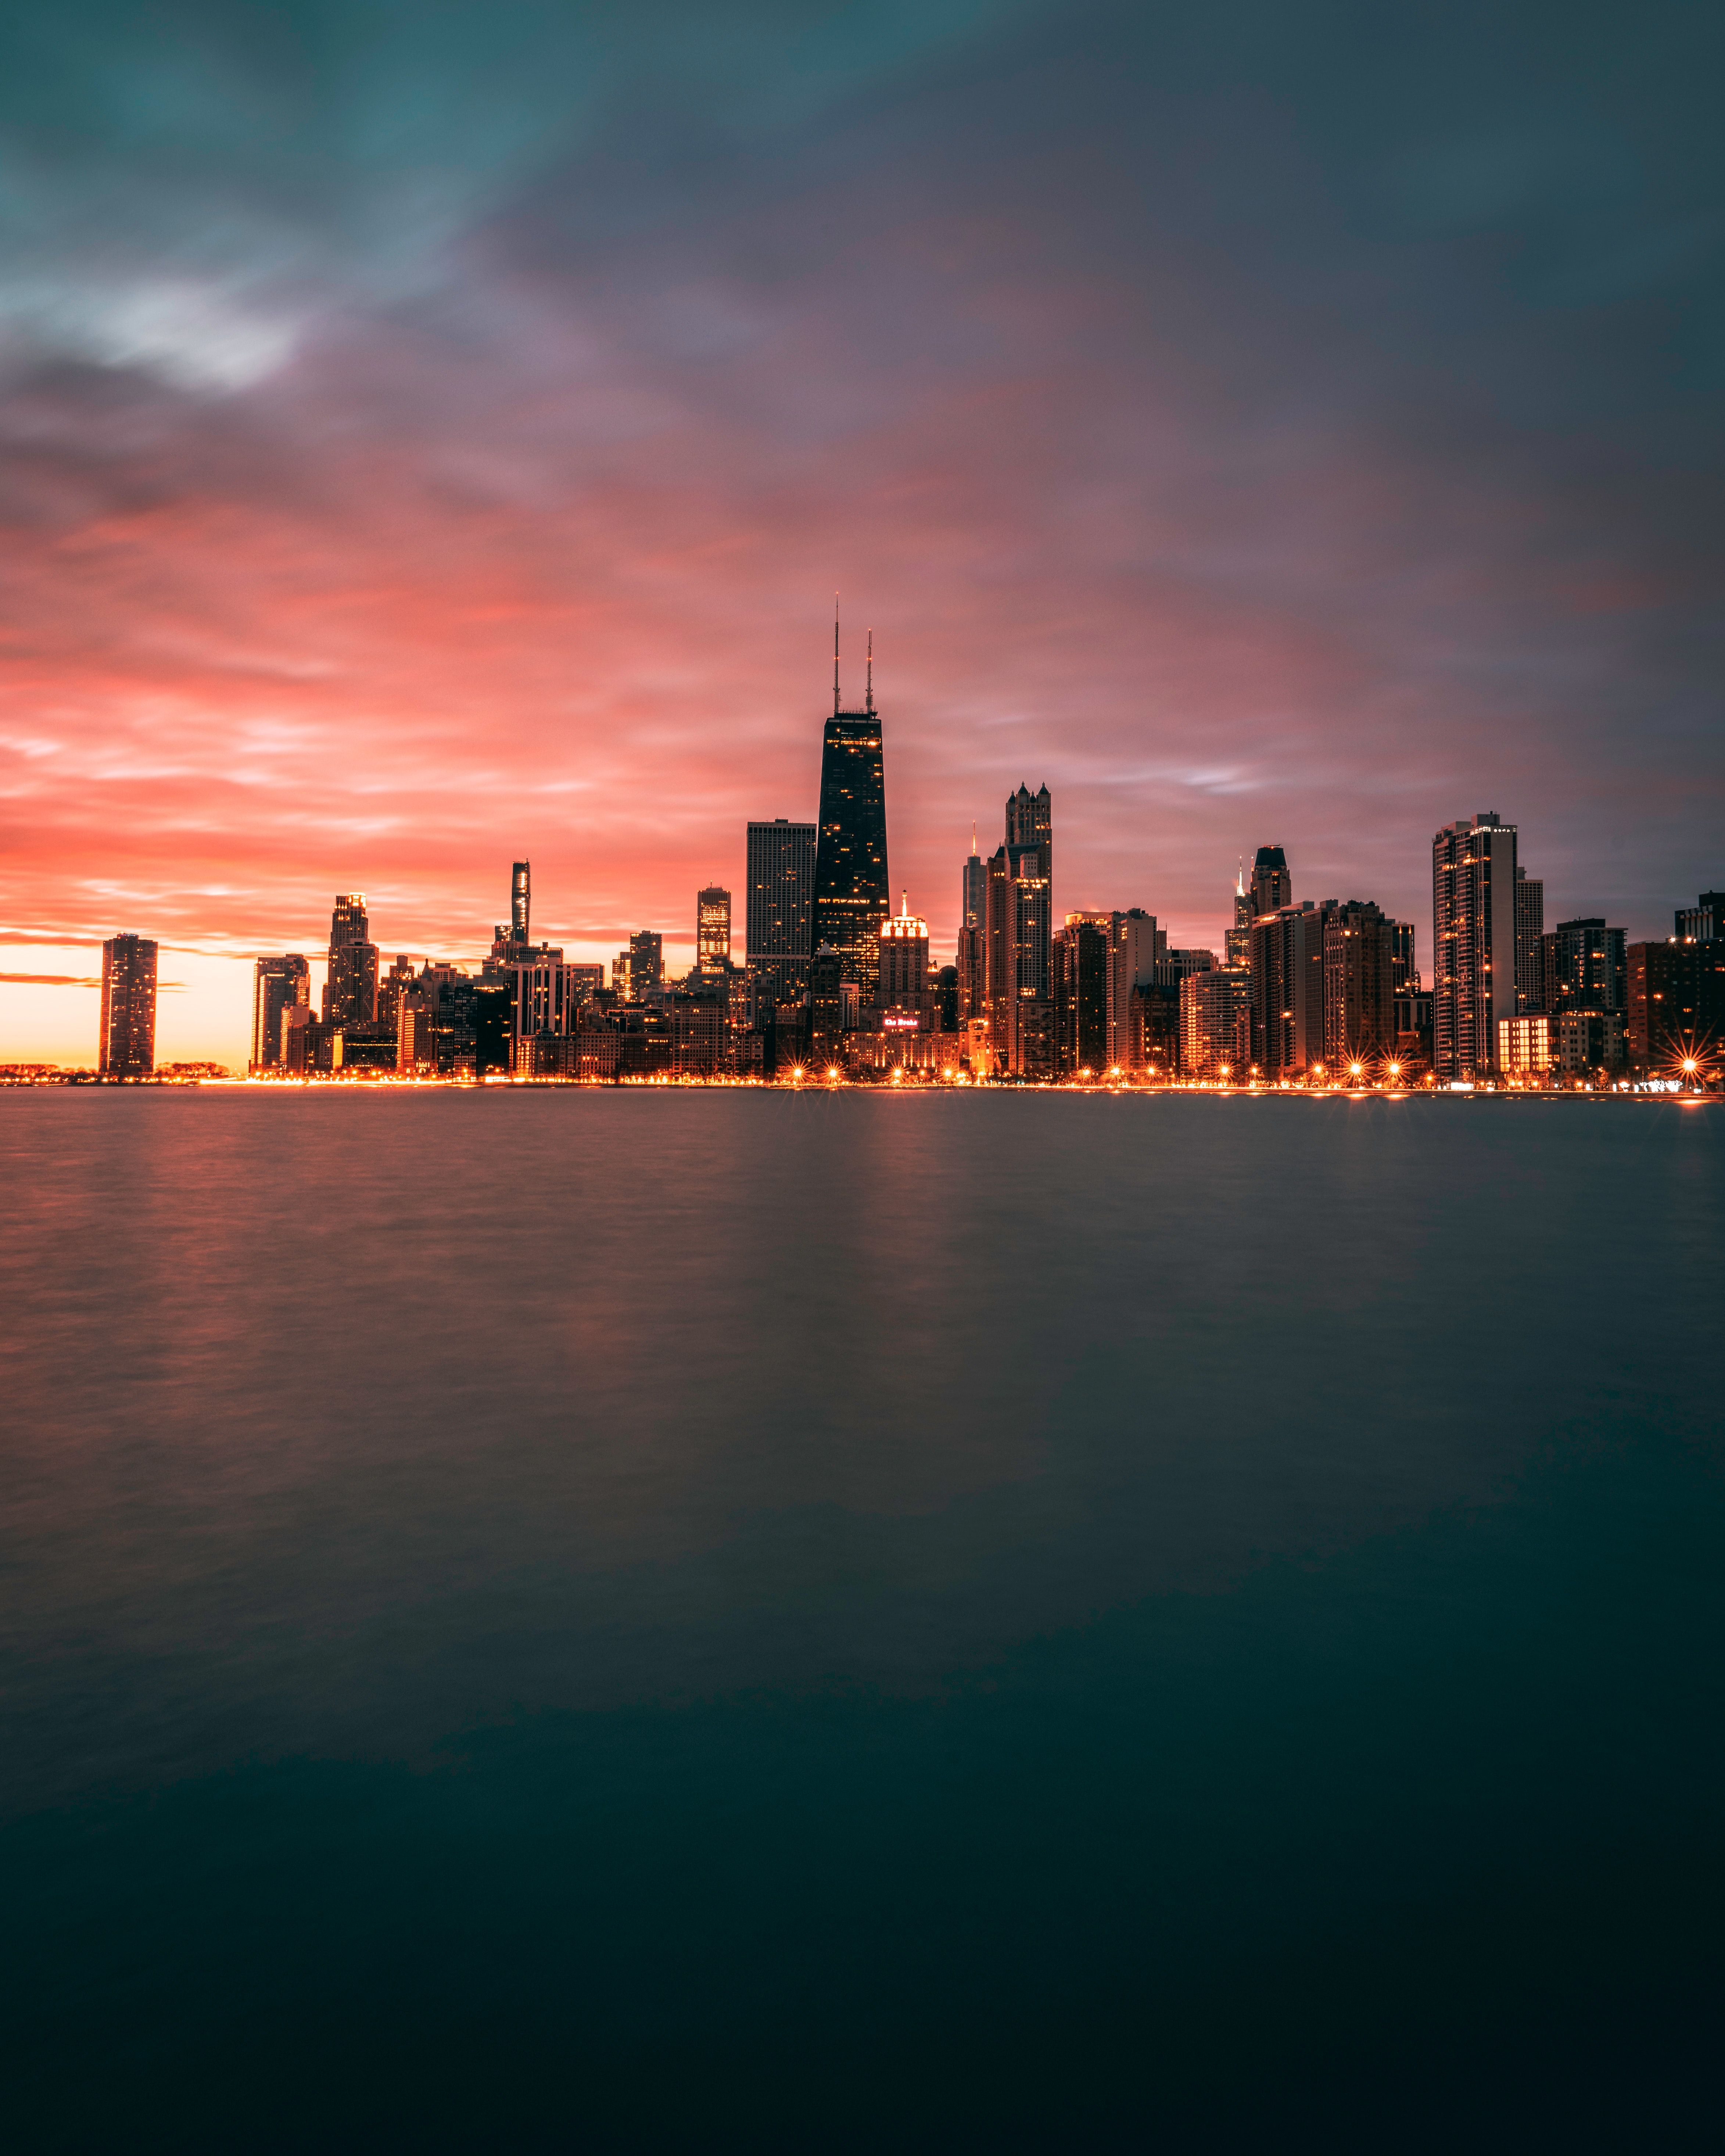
[745,819,816,1011]
[1054,919,1109,1074]
[1675,891,1724,941]
[957,835,988,1027]
[1432,813,1518,1079]
[620,930,663,1002]
[1181,966,1251,1079]
[1390,920,1417,991]
[1322,901,1399,1068]
[1106,910,1161,1072]
[1541,919,1627,1020]
[1249,901,1331,1078]
[513,861,531,942]
[1628,937,1725,1070]
[1514,867,1544,1013]
[323,893,379,1029]
[100,934,158,1077]
[251,954,310,1072]
[377,954,416,1038]
[811,625,889,1002]
[696,886,732,972]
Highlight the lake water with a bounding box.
[3,1090,1721,2149]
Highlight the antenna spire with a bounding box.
[866,629,874,715]
[833,593,840,717]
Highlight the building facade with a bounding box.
[100,934,158,1078]
[1322,901,1399,1069]
[1514,867,1545,1014]
[810,645,889,1002]
[1180,966,1251,1080]
[251,954,310,1072]
[323,893,379,1029]
[1432,813,1518,1080]
[697,886,732,972]
[746,819,817,1012]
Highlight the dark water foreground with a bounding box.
[1,1091,1720,2150]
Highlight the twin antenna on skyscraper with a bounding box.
[833,595,875,717]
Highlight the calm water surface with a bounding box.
[2,1091,1721,2149]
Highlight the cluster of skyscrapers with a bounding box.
[85,639,1725,1086]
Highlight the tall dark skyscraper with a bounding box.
[746,819,816,1010]
[1251,846,1291,917]
[512,861,531,942]
[1514,865,1545,1013]
[252,954,310,1071]
[811,619,889,1003]
[100,933,158,1077]
[323,893,379,1028]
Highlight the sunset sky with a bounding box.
[2,0,1721,1065]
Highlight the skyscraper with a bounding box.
[1249,901,1330,1078]
[1675,891,1724,941]
[874,893,931,1013]
[1225,867,1253,967]
[252,954,310,1072]
[1432,813,1518,1079]
[626,930,664,1001]
[1054,918,1108,1073]
[323,894,379,1029]
[745,819,817,1011]
[697,886,732,972]
[810,619,889,1003]
[1322,901,1399,1069]
[100,934,158,1078]
[1514,865,1545,1013]
[1251,846,1291,918]
[957,832,988,1028]
[1541,919,1627,1020]
[1106,910,1160,1072]
[1005,785,1052,893]
[513,861,531,943]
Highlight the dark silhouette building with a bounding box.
[251,954,309,1072]
[811,622,889,1004]
[1054,919,1108,1074]
[1675,891,1724,942]
[1629,937,1725,1070]
[1514,866,1545,1013]
[100,934,157,1077]
[1541,919,1627,1020]
[1250,901,1330,1079]
[746,819,816,1012]
[323,894,379,1028]
[1250,846,1291,918]
[1323,901,1400,1070]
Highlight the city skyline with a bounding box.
[3,5,1722,1069]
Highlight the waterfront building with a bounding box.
[1432,812,1518,1080]
[281,1004,322,1074]
[1628,939,1725,1070]
[1499,1014,1552,1078]
[808,945,847,1068]
[99,934,158,1078]
[1394,983,1435,1070]
[1540,919,1627,1021]
[1553,1010,1625,1080]
[1249,901,1331,1079]
[1106,910,1161,1072]
[1054,919,1108,1074]
[697,886,732,972]
[323,894,379,1029]
[746,819,816,1012]
[1514,867,1545,1013]
[1322,901,1399,1069]
[1180,966,1252,1080]
[811,622,889,1004]
[251,955,309,1072]
[874,893,931,1015]
[957,834,988,1028]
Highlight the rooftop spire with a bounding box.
[866,629,874,715]
[833,593,840,717]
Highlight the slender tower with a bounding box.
[810,603,889,1002]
